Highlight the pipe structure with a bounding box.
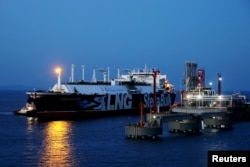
[139,98,144,127]
[217,73,222,95]
[152,70,159,113]
[180,90,184,106]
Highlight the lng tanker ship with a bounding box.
[15,65,176,120]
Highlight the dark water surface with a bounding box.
[0,90,250,167]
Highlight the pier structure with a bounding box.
[145,107,232,134]
[125,107,232,139]
[125,98,163,139]
[124,119,163,139]
[125,63,236,139]
[172,107,233,129]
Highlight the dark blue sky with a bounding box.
[0,0,250,91]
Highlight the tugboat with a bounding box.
[14,106,34,116]
[15,64,176,120]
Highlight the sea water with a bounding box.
[0,90,250,167]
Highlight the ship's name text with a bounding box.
[106,93,171,110]
[144,93,171,108]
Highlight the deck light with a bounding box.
[55,67,62,91]
[55,67,62,74]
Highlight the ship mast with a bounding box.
[107,67,110,82]
[81,65,85,81]
[71,64,74,82]
[55,67,62,92]
[92,68,97,82]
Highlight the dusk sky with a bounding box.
[0,0,250,91]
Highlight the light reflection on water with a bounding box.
[38,121,75,167]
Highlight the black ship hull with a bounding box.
[25,92,176,120]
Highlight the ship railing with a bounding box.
[172,106,228,114]
[186,95,232,101]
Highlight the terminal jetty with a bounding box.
[125,61,250,139]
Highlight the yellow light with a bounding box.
[40,121,73,166]
[55,67,62,74]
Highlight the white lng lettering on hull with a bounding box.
[106,94,132,110]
